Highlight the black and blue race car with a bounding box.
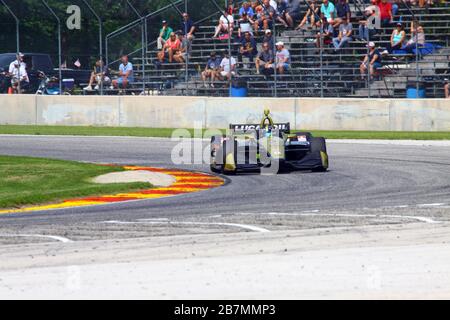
[210,109,329,174]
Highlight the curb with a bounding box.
[0,166,225,215]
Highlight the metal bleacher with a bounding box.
[127,0,450,98]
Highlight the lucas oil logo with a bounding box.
[230,123,290,131]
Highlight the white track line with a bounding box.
[0,234,73,243]
[104,220,271,233]
[238,212,441,224]
[417,203,446,207]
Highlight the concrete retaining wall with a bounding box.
[0,95,449,131]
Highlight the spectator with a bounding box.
[173,32,190,63]
[275,0,289,28]
[444,78,449,99]
[316,18,335,48]
[213,10,235,38]
[333,0,351,28]
[360,42,382,81]
[255,42,275,76]
[254,0,276,35]
[402,21,426,53]
[84,59,110,91]
[332,16,353,51]
[226,0,236,14]
[270,0,278,10]
[263,29,275,51]
[8,53,29,93]
[285,0,302,28]
[320,0,336,24]
[180,13,196,42]
[239,2,255,18]
[410,0,434,8]
[296,0,319,30]
[219,52,237,81]
[239,32,258,62]
[201,51,221,88]
[391,0,400,18]
[387,23,406,53]
[157,20,173,50]
[275,41,291,74]
[376,0,393,27]
[157,32,181,63]
[112,55,133,90]
[358,7,378,41]
[238,12,255,38]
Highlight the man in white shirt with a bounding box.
[275,41,290,74]
[219,53,237,81]
[8,53,29,93]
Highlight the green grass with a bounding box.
[0,155,152,209]
[0,125,449,140]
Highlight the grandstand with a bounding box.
[115,0,450,98]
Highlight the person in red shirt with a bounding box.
[157,32,181,63]
[376,0,393,27]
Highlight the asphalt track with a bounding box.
[0,136,450,226]
[1,135,450,299]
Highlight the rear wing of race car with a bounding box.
[229,123,291,133]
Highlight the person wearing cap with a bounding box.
[275,41,290,74]
[360,42,382,80]
[256,41,275,76]
[180,13,196,42]
[158,32,181,63]
[238,12,255,39]
[387,23,406,53]
[332,16,353,51]
[157,20,173,50]
[296,0,319,30]
[213,9,235,38]
[8,53,29,94]
[202,52,222,88]
[358,7,378,41]
[263,29,275,51]
[218,52,237,81]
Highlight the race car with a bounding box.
[210,109,329,174]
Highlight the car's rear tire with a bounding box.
[310,137,328,172]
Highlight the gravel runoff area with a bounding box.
[92,170,176,187]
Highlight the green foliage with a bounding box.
[0,0,219,67]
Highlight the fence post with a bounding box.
[126,0,146,95]
[41,0,62,95]
[81,0,103,95]
[208,0,233,95]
